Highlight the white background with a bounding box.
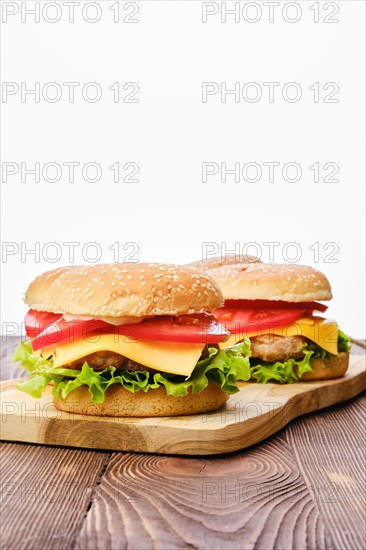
[1,0,365,337]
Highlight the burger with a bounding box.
[206,263,351,383]
[187,254,261,271]
[13,263,252,416]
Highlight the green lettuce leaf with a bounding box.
[13,340,52,373]
[251,347,314,384]
[14,337,252,404]
[14,341,55,398]
[338,330,351,353]
[16,374,53,398]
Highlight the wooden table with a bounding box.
[1,337,365,550]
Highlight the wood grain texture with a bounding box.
[73,395,366,550]
[0,443,110,550]
[287,394,366,550]
[74,436,330,550]
[1,352,365,455]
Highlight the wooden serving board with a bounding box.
[1,352,365,456]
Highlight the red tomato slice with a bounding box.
[223,300,328,313]
[31,317,109,351]
[214,306,305,334]
[31,313,229,351]
[115,314,229,344]
[25,310,63,338]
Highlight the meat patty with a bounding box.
[63,351,127,371]
[122,359,155,372]
[250,335,306,363]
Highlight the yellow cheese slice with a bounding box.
[40,335,205,377]
[219,317,339,355]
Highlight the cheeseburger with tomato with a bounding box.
[14,263,252,416]
[208,263,351,383]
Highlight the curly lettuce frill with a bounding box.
[14,338,252,404]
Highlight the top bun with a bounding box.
[187,254,261,270]
[25,263,224,318]
[208,263,332,302]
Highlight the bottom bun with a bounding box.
[298,352,350,381]
[53,382,229,417]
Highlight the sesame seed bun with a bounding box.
[187,254,261,270]
[208,263,332,302]
[24,263,224,318]
[25,266,75,299]
[53,382,229,417]
[299,352,349,381]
